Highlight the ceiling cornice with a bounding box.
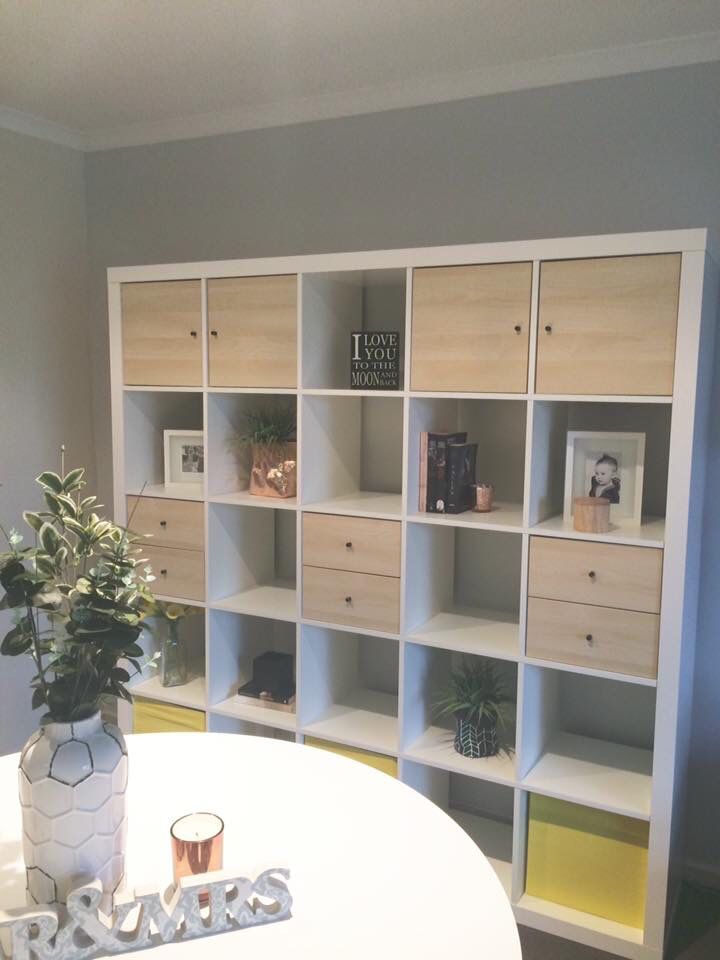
[2,29,720,153]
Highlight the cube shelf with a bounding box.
[404,761,514,896]
[300,627,399,754]
[408,397,526,528]
[520,668,656,819]
[208,503,297,621]
[302,269,405,390]
[402,644,518,786]
[207,391,298,507]
[130,606,206,710]
[301,394,403,517]
[405,524,521,659]
[208,611,297,731]
[123,390,204,498]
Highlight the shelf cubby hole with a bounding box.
[207,712,296,742]
[403,761,514,896]
[301,394,403,517]
[520,667,655,819]
[206,392,297,507]
[408,396,526,527]
[528,401,671,542]
[207,611,296,730]
[208,502,297,621]
[131,605,206,710]
[302,269,405,390]
[123,390,204,499]
[402,643,518,785]
[299,627,398,754]
[405,524,521,659]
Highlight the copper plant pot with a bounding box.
[250,441,297,499]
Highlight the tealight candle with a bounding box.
[170,812,224,884]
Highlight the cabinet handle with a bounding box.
[588,570,596,579]
[210,330,218,337]
[585,633,594,646]
[514,325,522,334]
[345,541,353,549]
[544,324,553,333]
[190,330,197,338]
[160,569,168,576]
[159,520,167,527]
[345,596,352,604]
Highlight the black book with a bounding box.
[445,442,478,514]
[426,432,467,513]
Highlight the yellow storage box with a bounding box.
[526,794,648,928]
[305,738,397,778]
[133,697,206,734]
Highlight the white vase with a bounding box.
[18,711,128,909]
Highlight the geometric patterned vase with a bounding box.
[18,711,127,910]
[453,715,499,759]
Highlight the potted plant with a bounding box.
[236,405,297,499]
[0,468,151,908]
[140,598,199,688]
[434,658,512,759]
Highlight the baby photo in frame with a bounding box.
[164,429,205,485]
[563,431,645,526]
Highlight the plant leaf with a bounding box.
[36,471,63,493]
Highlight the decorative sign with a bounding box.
[350,332,400,390]
[0,868,291,960]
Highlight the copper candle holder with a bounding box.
[473,483,495,513]
[171,812,224,886]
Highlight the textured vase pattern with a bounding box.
[18,711,127,907]
[454,717,499,759]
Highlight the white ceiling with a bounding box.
[1,0,720,151]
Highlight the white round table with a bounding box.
[0,733,521,958]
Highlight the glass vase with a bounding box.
[160,618,188,687]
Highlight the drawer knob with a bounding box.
[544,324,552,333]
[514,324,522,334]
[345,541,353,549]
[190,330,197,338]
[160,569,168,576]
[210,329,218,337]
[585,633,594,646]
[345,596,352,605]
[588,570,596,579]
[159,520,167,527]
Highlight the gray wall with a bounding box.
[0,127,93,752]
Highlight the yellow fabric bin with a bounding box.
[133,697,206,734]
[526,794,648,928]
[305,737,397,778]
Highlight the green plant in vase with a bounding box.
[141,598,200,688]
[434,658,513,759]
[233,404,297,499]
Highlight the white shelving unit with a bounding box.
[109,229,718,960]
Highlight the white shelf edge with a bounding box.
[523,656,657,687]
[130,674,207,711]
[208,491,298,510]
[123,385,204,393]
[300,618,401,641]
[514,895,645,954]
[302,388,404,398]
[406,508,524,534]
[406,606,520,660]
[207,386,298,394]
[210,698,298,732]
[126,483,205,502]
[529,515,665,548]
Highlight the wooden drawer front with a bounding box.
[305,738,398,777]
[411,262,532,393]
[302,513,401,577]
[208,275,297,388]
[127,496,205,551]
[302,566,400,633]
[144,544,205,602]
[526,597,659,679]
[134,698,206,734]
[536,253,680,396]
[529,537,662,614]
[121,280,202,386]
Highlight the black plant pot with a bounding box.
[454,715,499,759]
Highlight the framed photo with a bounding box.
[563,432,645,526]
[163,430,204,485]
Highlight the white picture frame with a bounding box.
[163,430,204,485]
[563,431,645,527]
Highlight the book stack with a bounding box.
[419,432,478,514]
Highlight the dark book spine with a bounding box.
[445,443,478,514]
[426,432,467,513]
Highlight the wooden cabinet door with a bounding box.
[536,253,680,395]
[302,513,401,577]
[121,281,202,386]
[127,496,205,552]
[208,275,297,388]
[411,262,532,392]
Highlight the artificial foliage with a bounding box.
[239,405,296,447]
[0,468,153,722]
[434,657,512,735]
